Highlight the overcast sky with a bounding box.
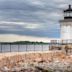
[0,0,71,42]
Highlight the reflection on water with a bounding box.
[0,44,50,52]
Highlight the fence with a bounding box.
[0,44,50,53]
[0,41,70,53]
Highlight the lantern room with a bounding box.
[64,5,72,19]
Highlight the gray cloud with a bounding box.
[0,0,71,38]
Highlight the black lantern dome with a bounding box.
[64,5,72,19]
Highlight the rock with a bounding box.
[0,52,72,72]
[1,66,10,72]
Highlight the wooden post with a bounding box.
[34,44,35,52]
[26,44,27,52]
[18,44,19,52]
[42,44,43,51]
[65,45,68,55]
[1,43,2,53]
[10,43,11,52]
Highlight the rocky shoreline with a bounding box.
[0,51,72,72]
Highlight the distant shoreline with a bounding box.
[0,41,49,44]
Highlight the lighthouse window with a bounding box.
[67,13,70,16]
[70,12,72,16]
[64,12,66,16]
[64,12,70,17]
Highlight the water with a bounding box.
[0,44,50,52]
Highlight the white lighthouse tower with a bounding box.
[60,5,72,43]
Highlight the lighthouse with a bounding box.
[60,5,72,43]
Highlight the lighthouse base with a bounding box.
[50,39,72,55]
